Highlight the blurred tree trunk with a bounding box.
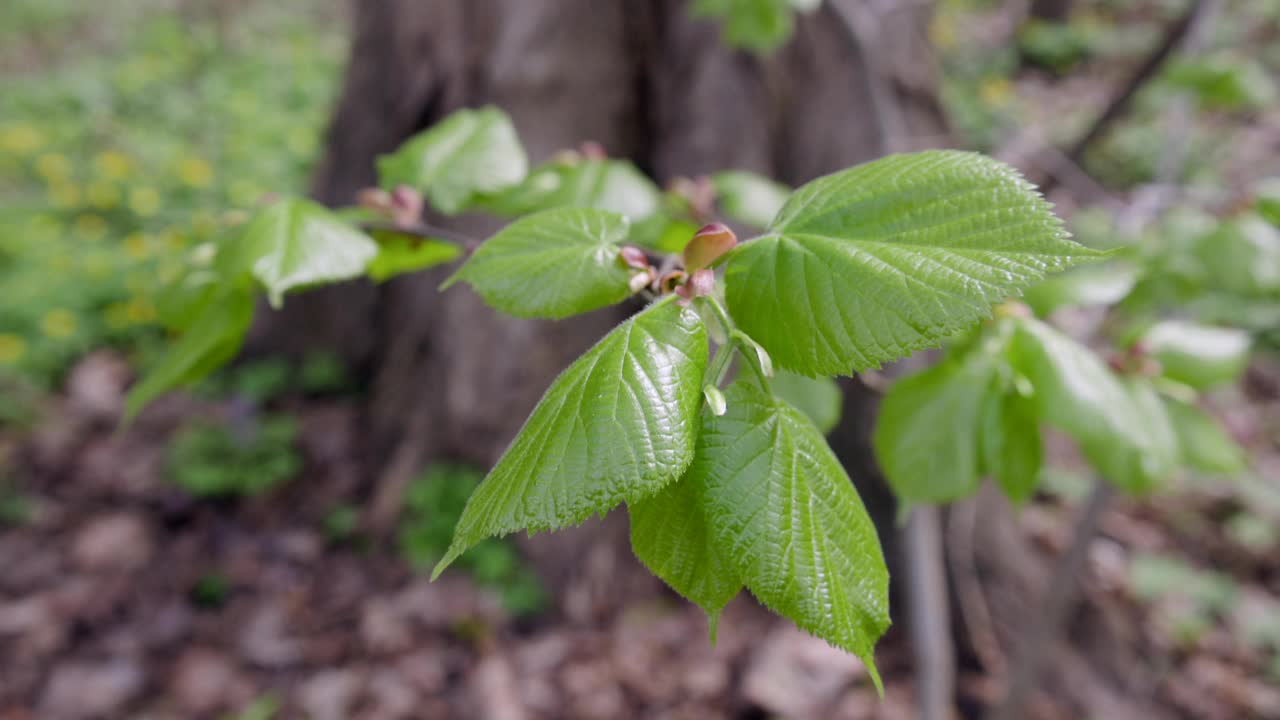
[253,0,947,613]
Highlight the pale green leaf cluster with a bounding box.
[221,198,379,308]
[725,151,1105,377]
[690,0,818,52]
[876,312,1249,505]
[377,106,528,214]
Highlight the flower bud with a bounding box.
[390,185,424,228]
[658,270,687,296]
[682,223,737,272]
[619,245,650,270]
[686,268,715,298]
[358,187,393,212]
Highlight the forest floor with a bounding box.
[0,349,1277,720]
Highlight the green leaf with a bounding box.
[1010,318,1177,492]
[1162,396,1247,475]
[1022,260,1139,316]
[691,0,803,52]
[979,390,1043,505]
[1256,177,1280,226]
[479,158,660,220]
[1139,320,1252,390]
[434,299,708,577]
[629,475,741,635]
[124,287,255,422]
[725,150,1103,377]
[366,231,461,283]
[874,356,996,504]
[690,380,889,686]
[220,198,379,308]
[443,208,634,319]
[711,170,790,228]
[376,106,528,214]
[1193,213,1280,297]
[771,371,842,435]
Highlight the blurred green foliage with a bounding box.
[398,465,545,617]
[0,0,343,393]
[167,414,302,497]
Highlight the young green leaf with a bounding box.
[629,475,741,637]
[478,158,660,220]
[690,380,889,688]
[711,170,790,229]
[1162,396,1247,475]
[771,371,843,435]
[220,198,379,308]
[366,232,461,283]
[434,299,708,577]
[874,356,996,504]
[979,390,1043,505]
[377,106,528,214]
[1193,213,1280,296]
[1022,260,1139,316]
[691,0,797,52]
[443,208,634,319]
[725,150,1103,377]
[124,287,255,422]
[1139,320,1251,390]
[1010,318,1176,492]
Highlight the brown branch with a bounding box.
[1039,0,1207,193]
[359,220,480,250]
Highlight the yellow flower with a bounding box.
[47,182,82,209]
[0,124,44,156]
[980,77,1013,108]
[126,298,156,324]
[124,232,152,259]
[129,187,162,217]
[74,214,109,241]
[35,153,71,180]
[87,181,121,209]
[177,156,214,188]
[0,334,26,364]
[94,150,132,180]
[41,310,77,339]
[104,302,131,330]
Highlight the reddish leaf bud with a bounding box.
[658,269,688,296]
[619,245,650,270]
[390,185,424,228]
[628,270,655,294]
[687,268,715,298]
[579,140,607,161]
[682,223,737,272]
[358,187,393,212]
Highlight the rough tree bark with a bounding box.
[252,0,946,618]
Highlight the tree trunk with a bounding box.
[252,0,947,615]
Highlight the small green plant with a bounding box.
[190,573,231,610]
[128,105,1102,682]
[322,504,362,544]
[167,414,301,498]
[221,694,280,720]
[398,466,544,617]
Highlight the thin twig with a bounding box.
[1039,0,1207,193]
[359,220,480,249]
[906,506,957,720]
[990,480,1115,720]
[946,496,1008,683]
